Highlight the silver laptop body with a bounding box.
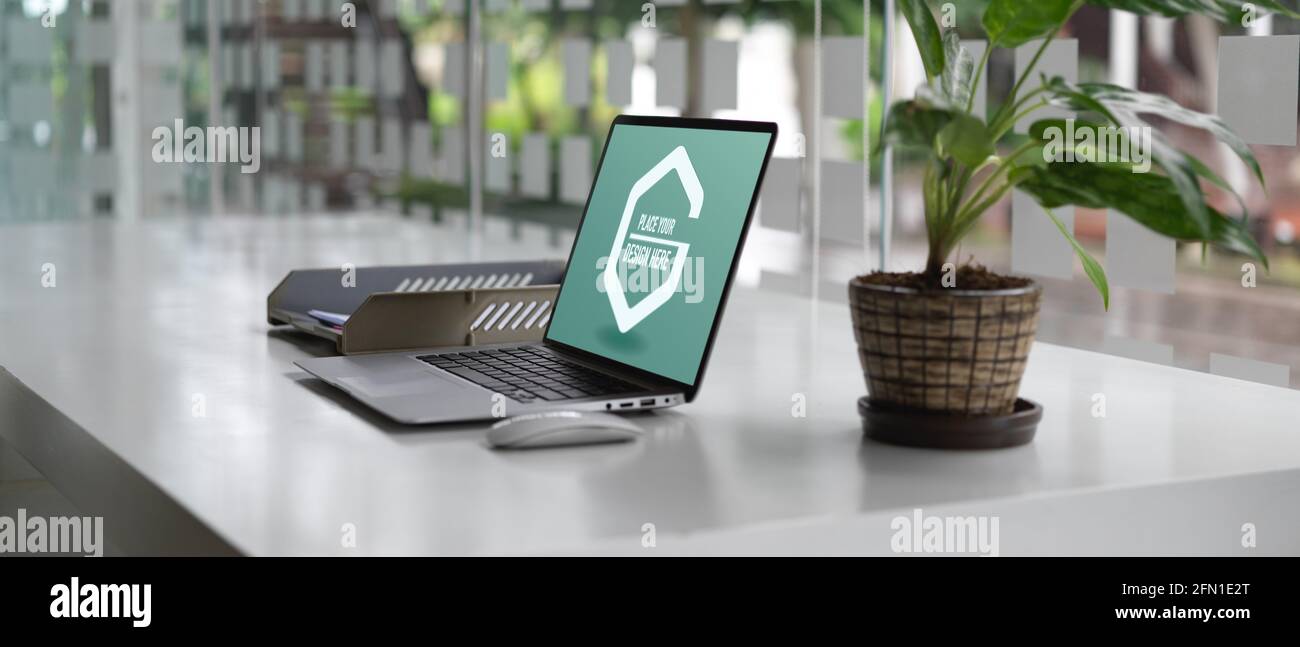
[296,341,686,424]
[295,116,776,424]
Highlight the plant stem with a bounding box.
[959,140,1036,216]
[928,0,1082,278]
[965,43,994,114]
[989,87,1050,139]
[954,182,1015,238]
[989,0,1082,127]
[947,166,972,221]
[993,100,1049,141]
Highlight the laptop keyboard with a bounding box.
[416,346,643,403]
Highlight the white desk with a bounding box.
[1,216,1297,555]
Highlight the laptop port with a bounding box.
[619,402,634,409]
[640,398,655,407]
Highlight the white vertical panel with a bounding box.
[437,125,465,184]
[355,117,375,169]
[822,37,864,119]
[381,118,404,173]
[354,38,376,92]
[305,43,325,92]
[443,42,465,97]
[330,119,349,169]
[605,40,634,106]
[485,133,511,193]
[1217,35,1300,145]
[1107,210,1175,294]
[287,179,305,211]
[563,39,592,107]
[759,158,801,233]
[261,42,281,91]
[223,45,238,88]
[820,160,864,243]
[1248,13,1274,36]
[239,43,256,90]
[307,183,326,210]
[1011,192,1074,280]
[655,38,687,108]
[409,122,434,177]
[380,40,405,99]
[559,136,591,205]
[263,110,282,158]
[1109,11,1138,88]
[264,177,283,211]
[520,133,551,199]
[486,42,509,101]
[285,111,304,162]
[1014,39,1076,132]
[701,39,738,113]
[330,41,350,89]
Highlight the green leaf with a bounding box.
[1028,118,1242,217]
[938,113,995,168]
[1043,78,1216,238]
[1016,161,1268,268]
[1085,0,1300,21]
[1183,154,1250,218]
[1048,81,1264,189]
[914,80,956,112]
[898,0,946,80]
[940,30,975,109]
[982,0,1078,48]
[1042,205,1110,310]
[880,100,956,152]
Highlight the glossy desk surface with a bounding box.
[1,216,1298,555]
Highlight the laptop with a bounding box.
[296,115,777,424]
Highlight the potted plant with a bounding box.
[853,0,1288,448]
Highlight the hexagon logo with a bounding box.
[602,145,704,333]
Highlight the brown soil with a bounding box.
[854,263,1033,291]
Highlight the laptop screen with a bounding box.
[545,121,774,386]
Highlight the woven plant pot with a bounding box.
[849,277,1043,417]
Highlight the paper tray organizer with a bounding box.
[267,260,567,355]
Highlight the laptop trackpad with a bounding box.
[338,369,465,398]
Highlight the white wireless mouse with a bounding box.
[487,411,643,449]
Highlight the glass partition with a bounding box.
[4,1,1294,389]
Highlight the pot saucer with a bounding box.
[857,397,1042,449]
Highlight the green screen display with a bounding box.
[546,124,772,385]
